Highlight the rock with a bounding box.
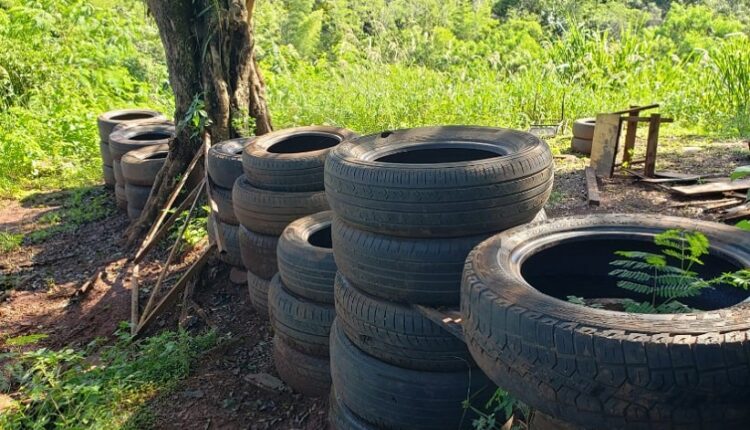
[244,372,285,391]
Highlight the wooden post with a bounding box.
[622,105,638,166]
[644,113,661,178]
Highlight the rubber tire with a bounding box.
[242,126,357,192]
[109,123,175,161]
[247,270,270,318]
[209,182,239,225]
[572,117,596,140]
[332,209,547,306]
[238,225,278,280]
[99,140,113,166]
[103,165,115,188]
[571,137,592,155]
[335,273,472,371]
[330,320,494,430]
[115,184,127,209]
[461,214,750,430]
[329,387,376,430]
[124,183,152,210]
[127,205,142,220]
[325,126,554,238]
[273,335,331,397]
[277,211,337,304]
[268,274,335,357]
[232,175,329,236]
[207,215,243,268]
[113,160,124,185]
[121,144,169,186]
[97,109,165,142]
[207,138,253,189]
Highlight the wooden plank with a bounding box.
[413,305,464,342]
[622,106,638,166]
[644,114,661,178]
[720,203,750,221]
[610,103,659,115]
[590,113,622,178]
[130,264,139,336]
[671,179,750,197]
[621,117,673,123]
[585,166,601,206]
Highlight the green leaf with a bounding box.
[736,220,750,231]
[730,165,750,180]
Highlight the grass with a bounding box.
[0,231,23,253]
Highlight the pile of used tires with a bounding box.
[233,126,355,316]
[571,117,595,155]
[325,126,555,429]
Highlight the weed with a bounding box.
[24,187,114,244]
[0,231,23,253]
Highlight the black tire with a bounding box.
[571,137,592,155]
[209,182,239,225]
[325,126,554,237]
[121,144,169,186]
[115,184,127,209]
[124,183,152,210]
[109,123,175,161]
[329,387,376,430]
[268,274,335,357]
[242,126,357,192]
[127,205,141,220]
[572,117,596,140]
[277,211,337,304]
[330,319,494,430]
[247,270,270,318]
[273,335,331,397]
[335,273,472,371]
[332,209,546,305]
[207,215,242,268]
[238,225,278,279]
[99,141,113,166]
[207,138,254,189]
[232,175,329,235]
[461,214,750,430]
[113,160,124,185]
[97,109,165,142]
[103,165,115,188]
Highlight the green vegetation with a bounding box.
[0,231,23,253]
[0,325,219,429]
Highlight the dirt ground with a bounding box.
[0,135,747,429]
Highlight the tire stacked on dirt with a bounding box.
[325,126,555,429]
[206,138,254,269]
[97,109,165,189]
[270,211,336,397]
[120,144,169,220]
[571,117,595,155]
[233,126,355,317]
[109,122,174,210]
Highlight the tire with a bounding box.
[571,137,592,155]
[113,160,124,185]
[238,225,278,279]
[330,319,495,430]
[277,211,337,304]
[207,215,242,268]
[273,335,331,397]
[209,182,239,225]
[572,117,596,140]
[247,270,270,318]
[207,138,254,189]
[242,126,357,192]
[115,184,127,209]
[127,205,141,220]
[268,274,335,357]
[109,123,175,161]
[332,209,547,306]
[461,214,750,430]
[121,144,169,186]
[329,388,376,430]
[335,273,472,371]
[124,183,152,210]
[99,141,113,166]
[325,126,554,238]
[232,175,329,235]
[97,109,165,142]
[103,165,115,188]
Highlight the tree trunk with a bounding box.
[126,0,272,244]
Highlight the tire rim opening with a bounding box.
[520,235,748,311]
[307,225,332,249]
[374,147,502,164]
[111,112,156,121]
[268,134,340,154]
[130,132,172,141]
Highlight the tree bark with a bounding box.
[126,0,272,244]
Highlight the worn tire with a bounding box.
[461,214,750,430]
[232,175,329,235]
[115,184,127,209]
[273,335,331,397]
[572,117,596,140]
[238,225,278,279]
[113,160,124,185]
[268,274,335,357]
[121,144,169,186]
[99,141,113,166]
[332,209,546,305]
[209,182,239,225]
[242,126,357,192]
[207,138,253,189]
[330,319,494,430]
[124,183,152,210]
[277,211,337,304]
[329,388,376,430]
[571,137,593,155]
[127,205,142,220]
[247,270,270,318]
[335,273,472,371]
[103,165,115,188]
[97,109,165,142]
[325,126,554,237]
[207,215,242,268]
[109,123,175,161]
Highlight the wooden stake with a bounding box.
[622,105,638,166]
[644,113,661,178]
[585,166,601,206]
[130,264,140,336]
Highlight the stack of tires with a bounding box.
[325,126,555,429]
[109,122,174,210]
[206,138,254,269]
[572,117,596,155]
[121,144,169,220]
[269,211,337,397]
[233,126,355,316]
